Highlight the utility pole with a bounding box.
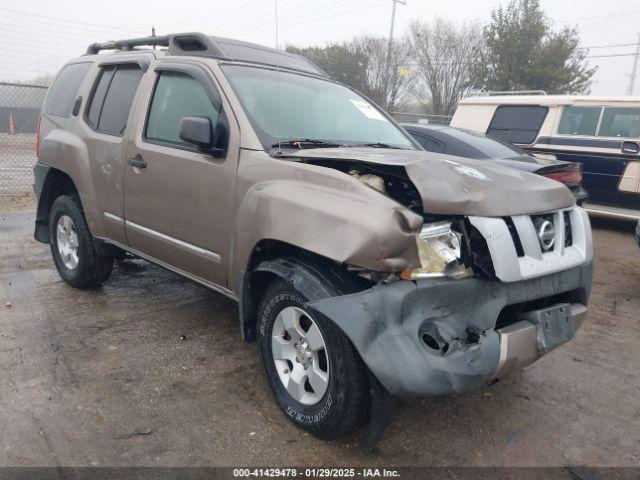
[386,0,406,108]
[627,33,640,95]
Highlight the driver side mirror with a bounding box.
[179,116,226,157]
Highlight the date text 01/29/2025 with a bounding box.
[232,468,401,478]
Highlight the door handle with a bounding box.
[622,141,640,155]
[127,156,147,169]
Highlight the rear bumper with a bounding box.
[307,262,592,396]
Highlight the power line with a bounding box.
[556,8,640,23]
[585,52,639,58]
[0,6,145,30]
[579,42,638,49]
[215,0,386,37]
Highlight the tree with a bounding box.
[349,36,414,111]
[286,37,414,111]
[286,43,368,94]
[471,0,596,94]
[409,18,484,116]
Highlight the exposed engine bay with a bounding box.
[307,159,425,216]
[304,158,497,281]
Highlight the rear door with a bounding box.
[81,59,147,244]
[123,62,238,289]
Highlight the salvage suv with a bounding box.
[34,33,593,441]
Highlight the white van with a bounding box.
[451,95,640,219]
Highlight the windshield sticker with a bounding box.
[444,160,491,181]
[350,100,387,121]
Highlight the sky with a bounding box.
[1,0,640,96]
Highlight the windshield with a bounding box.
[221,65,415,151]
[446,128,528,159]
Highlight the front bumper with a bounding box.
[307,262,592,396]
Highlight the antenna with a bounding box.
[275,0,282,154]
[151,26,156,50]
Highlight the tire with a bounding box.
[49,194,113,289]
[257,278,370,440]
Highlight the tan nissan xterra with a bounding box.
[34,33,594,445]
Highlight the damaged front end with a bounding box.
[278,149,593,396]
[307,206,592,396]
[307,260,592,396]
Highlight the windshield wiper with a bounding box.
[350,142,404,149]
[270,138,344,152]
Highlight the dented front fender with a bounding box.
[231,150,423,291]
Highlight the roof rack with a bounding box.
[485,90,548,96]
[85,32,327,77]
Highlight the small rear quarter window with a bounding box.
[43,63,91,117]
[487,105,548,144]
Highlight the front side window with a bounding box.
[558,106,602,136]
[487,105,548,145]
[86,64,143,135]
[598,107,640,138]
[145,71,219,147]
[221,65,415,150]
[44,63,91,117]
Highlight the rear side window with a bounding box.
[598,108,640,138]
[558,106,602,136]
[86,64,143,135]
[412,133,445,153]
[43,63,91,117]
[145,71,219,148]
[487,105,548,144]
[447,129,524,159]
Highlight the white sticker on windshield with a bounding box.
[350,99,387,122]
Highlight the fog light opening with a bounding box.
[421,333,441,351]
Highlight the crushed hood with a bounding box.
[285,148,575,216]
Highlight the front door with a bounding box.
[123,63,237,289]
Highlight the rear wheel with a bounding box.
[49,195,113,288]
[257,278,370,439]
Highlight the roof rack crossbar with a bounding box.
[86,35,171,55]
[484,90,548,96]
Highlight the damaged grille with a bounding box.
[465,223,496,280]
[468,207,589,283]
[563,211,573,247]
[504,217,525,257]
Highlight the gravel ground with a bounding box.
[0,196,639,468]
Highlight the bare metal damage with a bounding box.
[306,262,592,396]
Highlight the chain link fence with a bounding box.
[0,82,48,196]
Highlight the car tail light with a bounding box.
[543,170,583,185]
[36,113,42,158]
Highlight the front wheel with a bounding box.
[257,279,370,439]
[49,195,113,289]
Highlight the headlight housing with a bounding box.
[401,221,471,280]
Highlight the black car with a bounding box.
[403,124,588,203]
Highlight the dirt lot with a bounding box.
[0,196,639,468]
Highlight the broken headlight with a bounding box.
[400,221,472,280]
